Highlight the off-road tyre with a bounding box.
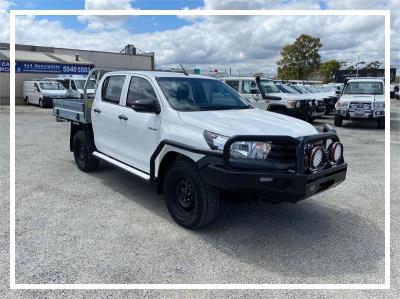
[334,114,343,127]
[72,130,99,171]
[163,160,219,229]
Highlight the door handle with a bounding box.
[118,114,128,121]
[93,108,101,113]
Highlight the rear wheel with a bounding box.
[163,160,219,229]
[73,130,99,171]
[334,114,343,127]
[377,117,385,129]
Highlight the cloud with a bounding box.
[78,0,136,31]
[0,0,396,73]
[0,0,12,42]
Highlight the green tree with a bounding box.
[277,34,323,80]
[320,60,340,83]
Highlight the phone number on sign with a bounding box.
[62,66,92,73]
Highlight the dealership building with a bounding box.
[0,43,155,105]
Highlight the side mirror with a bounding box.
[250,88,259,94]
[131,98,160,114]
[34,87,39,92]
[335,90,341,95]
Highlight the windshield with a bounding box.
[75,79,96,90]
[304,85,319,93]
[157,77,251,111]
[259,80,281,94]
[293,85,311,94]
[344,81,384,95]
[282,85,300,94]
[39,82,65,90]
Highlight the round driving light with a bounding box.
[310,146,324,170]
[328,142,343,163]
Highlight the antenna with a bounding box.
[180,64,189,76]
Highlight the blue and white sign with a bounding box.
[0,60,9,72]
[0,60,93,74]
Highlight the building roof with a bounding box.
[104,70,215,79]
[0,49,93,65]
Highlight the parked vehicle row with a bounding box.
[23,75,97,108]
[23,80,69,108]
[53,69,347,229]
[221,77,341,122]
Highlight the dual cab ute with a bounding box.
[53,70,347,229]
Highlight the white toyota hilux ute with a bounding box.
[334,78,385,129]
[53,69,347,229]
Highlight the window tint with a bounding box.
[59,79,70,89]
[225,80,239,92]
[102,75,125,104]
[71,80,77,90]
[34,83,40,91]
[126,77,157,107]
[242,80,258,94]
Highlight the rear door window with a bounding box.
[102,75,126,104]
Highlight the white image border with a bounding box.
[9,9,391,290]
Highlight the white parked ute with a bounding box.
[53,69,347,229]
[335,78,385,129]
[222,76,325,121]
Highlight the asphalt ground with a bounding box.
[0,101,399,298]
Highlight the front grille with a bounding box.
[349,101,372,110]
[268,141,297,161]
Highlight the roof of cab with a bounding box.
[104,71,215,80]
[348,78,384,83]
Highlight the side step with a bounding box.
[92,151,150,181]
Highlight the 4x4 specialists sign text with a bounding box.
[0,60,93,74]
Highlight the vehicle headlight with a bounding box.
[203,131,228,151]
[310,146,324,170]
[374,102,385,109]
[328,142,343,163]
[230,141,271,159]
[335,101,347,109]
[287,100,296,108]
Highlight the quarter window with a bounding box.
[242,80,258,94]
[225,80,239,92]
[127,77,158,107]
[102,75,126,104]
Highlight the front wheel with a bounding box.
[163,160,219,229]
[39,98,44,108]
[334,114,343,127]
[73,130,99,171]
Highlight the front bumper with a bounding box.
[336,108,384,119]
[200,163,347,202]
[286,101,319,119]
[43,97,54,107]
[196,132,347,203]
